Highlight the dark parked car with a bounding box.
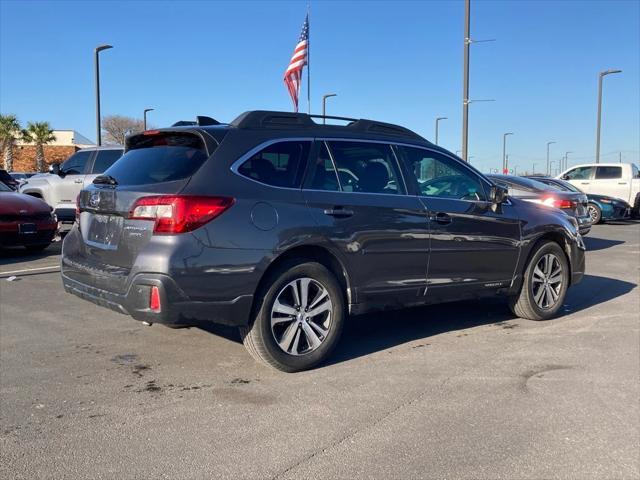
[0,169,19,190]
[62,111,585,372]
[0,180,58,250]
[487,174,592,236]
[525,175,631,224]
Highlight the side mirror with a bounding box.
[561,174,570,180]
[490,185,509,204]
[49,164,61,175]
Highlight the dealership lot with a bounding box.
[1,222,638,479]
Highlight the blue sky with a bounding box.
[1,0,638,173]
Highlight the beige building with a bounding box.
[13,130,94,172]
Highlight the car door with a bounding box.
[592,166,630,201]
[562,166,595,193]
[395,146,521,300]
[302,140,429,306]
[54,149,94,208]
[85,149,124,187]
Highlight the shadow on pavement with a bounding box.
[0,241,62,267]
[583,236,625,251]
[178,275,637,367]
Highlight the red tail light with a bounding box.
[128,195,235,234]
[542,196,576,209]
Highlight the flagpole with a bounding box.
[307,3,311,114]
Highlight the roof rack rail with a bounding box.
[231,110,424,140]
[171,116,221,127]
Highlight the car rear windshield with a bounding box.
[104,133,209,186]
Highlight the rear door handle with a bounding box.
[74,179,84,184]
[430,212,452,225]
[618,182,627,185]
[580,182,590,185]
[323,207,354,218]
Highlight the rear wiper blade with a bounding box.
[93,174,118,185]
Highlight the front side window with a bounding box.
[61,150,92,175]
[238,141,310,188]
[565,166,593,180]
[397,146,486,201]
[92,149,123,174]
[324,141,405,195]
[595,166,622,179]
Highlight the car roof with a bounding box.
[78,145,124,152]
[128,110,434,148]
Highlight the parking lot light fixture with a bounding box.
[435,117,447,145]
[563,151,573,171]
[95,44,113,146]
[321,93,337,124]
[546,141,556,175]
[596,69,622,163]
[143,108,154,131]
[502,132,513,172]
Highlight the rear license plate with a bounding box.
[18,223,37,234]
[86,214,123,249]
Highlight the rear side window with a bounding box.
[238,141,310,188]
[105,133,208,186]
[325,141,405,195]
[62,150,92,174]
[91,149,123,174]
[565,166,593,180]
[595,166,622,179]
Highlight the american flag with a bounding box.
[283,14,309,112]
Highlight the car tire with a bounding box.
[587,203,602,224]
[239,260,345,372]
[25,244,50,252]
[509,241,570,321]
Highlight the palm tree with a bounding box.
[0,114,21,171]
[22,122,56,172]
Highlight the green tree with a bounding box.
[0,114,21,171]
[22,122,56,172]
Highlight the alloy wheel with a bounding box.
[531,253,563,309]
[587,205,599,223]
[270,277,333,356]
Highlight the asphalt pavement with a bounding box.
[1,222,638,479]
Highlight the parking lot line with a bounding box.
[0,265,61,278]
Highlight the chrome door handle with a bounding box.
[580,182,590,185]
[618,182,627,185]
[430,212,452,225]
[323,208,354,218]
[74,179,84,184]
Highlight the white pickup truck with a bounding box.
[557,162,640,216]
[19,146,123,222]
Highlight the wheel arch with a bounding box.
[250,244,353,320]
[526,231,574,285]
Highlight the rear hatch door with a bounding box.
[76,130,215,271]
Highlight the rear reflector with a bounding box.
[129,195,235,234]
[149,286,161,312]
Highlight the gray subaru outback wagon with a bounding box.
[62,111,585,372]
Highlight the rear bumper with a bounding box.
[62,271,253,327]
[0,223,57,247]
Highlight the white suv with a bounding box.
[20,146,123,221]
[558,162,640,216]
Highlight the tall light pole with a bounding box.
[595,69,622,163]
[143,108,154,131]
[321,93,337,124]
[546,141,556,175]
[461,0,471,161]
[502,132,513,172]
[435,117,447,145]
[550,160,556,176]
[95,44,113,146]
[532,163,537,174]
[563,151,572,171]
